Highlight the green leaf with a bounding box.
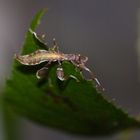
[3,9,140,136]
[22,8,48,54]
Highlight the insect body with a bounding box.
[15,30,104,92]
[15,50,66,65]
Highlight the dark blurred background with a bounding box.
[0,0,140,140]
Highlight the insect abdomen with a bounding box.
[15,50,65,65]
[15,50,49,65]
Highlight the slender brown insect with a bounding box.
[15,29,104,92]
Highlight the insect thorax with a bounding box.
[64,54,77,61]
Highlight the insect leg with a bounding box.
[53,38,59,52]
[71,60,82,71]
[79,64,105,92]
[49,38,59,52]
[36,67,48,79]
[29,29,48,50]
[71,60,104,91]
[56,61,65,81]
[36,61,52,79]
[56,61,79,82]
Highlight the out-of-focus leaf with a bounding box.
[3,9,140,136]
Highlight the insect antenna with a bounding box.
[82,65,105,92]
